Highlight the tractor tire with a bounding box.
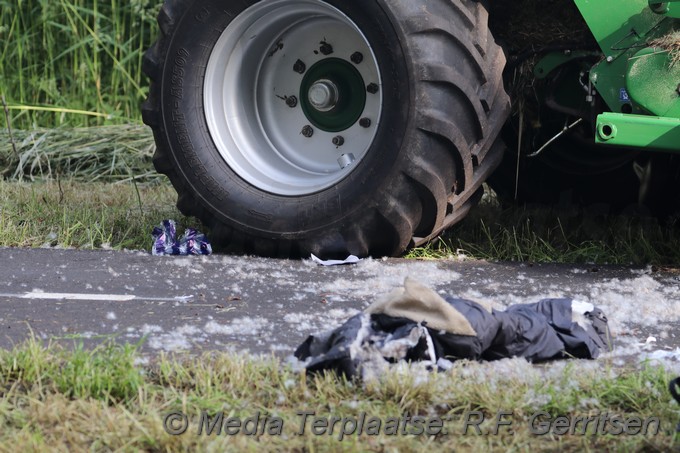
[142,0,510,258]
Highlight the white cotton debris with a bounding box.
[437,358,454,371]
[638,349,680,374]
[524,389,554,411]
[391,361,433,387]
[572,300,595,315]
[284,355,310,373]
[579,397,601,408]
[630,265,655,276]
[204,318,269,336]
[581,276,680,331]
[147,325,203,352]
[319,259,462,300]
[269,344,292,353]
[133,357,149,366]
[283,309,360,333]
[283,313,315,331]
[378,328,426,361]
[169,258,195,269]
[645,348,680,361]
[140,324,163,335]
[106,312,117,321]
[571,300,595,329]
[108,267,120,277]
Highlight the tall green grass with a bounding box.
[0,0,159,129]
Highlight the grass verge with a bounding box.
[408,190,680,266]
[0,179,199,250]
[0,338,677,451]
[2,178,680,265]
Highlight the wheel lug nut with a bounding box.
[359,117,371,128]
[366,83,379,94]
[293,59,306,74]
[332,136,345,146]
[301,125,314,138]
[319,41,333,55]
[350,52,363,64]
[286,96,298,108]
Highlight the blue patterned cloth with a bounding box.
[152,220,212,256]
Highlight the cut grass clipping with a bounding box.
[0,338,678,451]
[1,125,157,182]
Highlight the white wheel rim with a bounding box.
[204,0,382,196]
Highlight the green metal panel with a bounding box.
[626,48,680,117]
[595,112,680,150]
[648,0,680,18]
[574,0,675,113]
[575,0,663,57]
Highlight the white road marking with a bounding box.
[0,292,193,302]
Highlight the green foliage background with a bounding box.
[0,0,160,129]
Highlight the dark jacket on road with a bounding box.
[295,278,611,379]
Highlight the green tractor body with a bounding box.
[573,0,679,150]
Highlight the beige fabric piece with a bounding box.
[366,277,477,337]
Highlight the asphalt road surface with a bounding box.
[0,248,679,370]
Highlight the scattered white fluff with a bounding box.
[283,309,359,333]
[644,348,680,361]
[25,252,678,380]
[147,325,203,352]
[582,276,680,330]
[320,259,461,300]
[204,318,269,336]
[572,300,595,315]
[140,324,163,335]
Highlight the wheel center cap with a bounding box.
[308,79,338,112]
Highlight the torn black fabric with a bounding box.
[295,297,612,379]
[512,298,609,359]
[295,313,367,378]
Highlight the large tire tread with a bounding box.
[144,0,509,257]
